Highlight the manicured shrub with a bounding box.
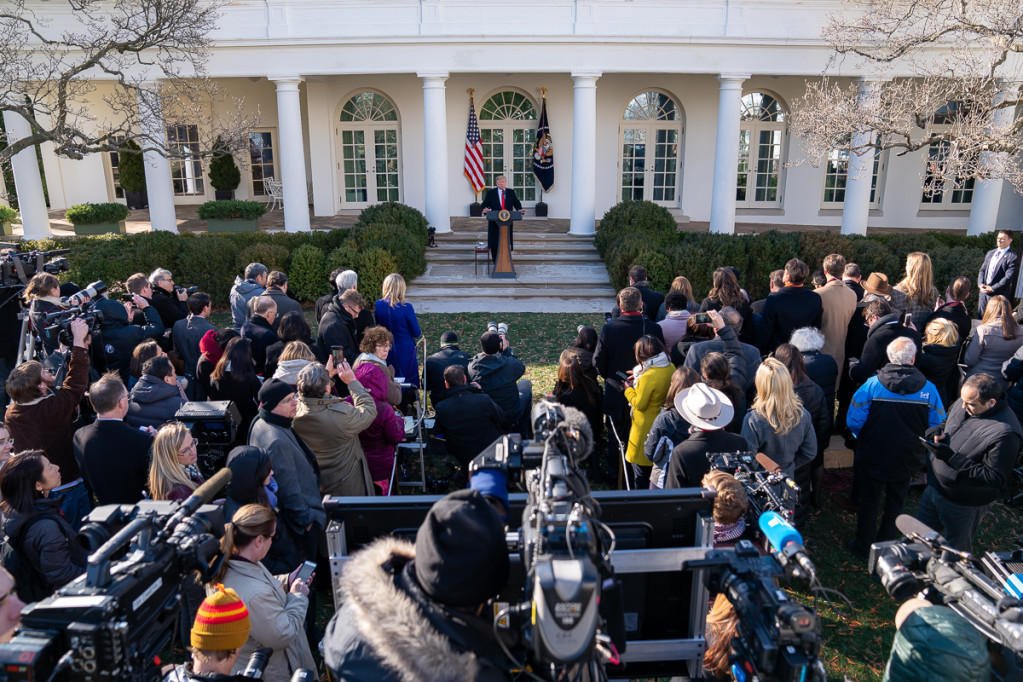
[288,244,328,302]
[325,244,360,277]
[208,136,241,191]
[595,200,676,256]
[118,140,146,194]
[235,242,291,276]
[0,206,17,223]
[175,234,239,306]
[355,202,429,245]
[64,203,130,225]
[197,199,267,221]
[357,247,399,303]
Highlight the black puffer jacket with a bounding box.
[96,298,165,381]
[468,347,526,428]
[318,298,359,365]
[151,287,188,327]
[802,350,838,411]
[425,345,471,406]
[849,314,922,385]
[3,496,88,598]
[918,343,961,409]
[794,378,831,461]
[126,373,186,429]
[927,399,1022,506]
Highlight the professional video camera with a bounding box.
[707,450,801,525]
[470,400,625,681]
[0,471,233,681]
[0,244,70,288]
[42,281,108,347]
[685,539,826,682]
[869,514,1023,673]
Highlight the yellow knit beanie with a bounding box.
[191,584,251,651]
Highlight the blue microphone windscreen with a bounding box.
[1007,574,1023,599]
[758,510,802,551]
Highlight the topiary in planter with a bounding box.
[0,205,17,236]
[65,203,130,235]
[288,243,328,302]
[208,136,241,200]
[118,140,148,209]
[198,200,267,232]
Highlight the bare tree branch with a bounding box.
[0,0,257,169]
[792,0,1023,193]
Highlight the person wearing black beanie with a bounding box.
[323,489,513,681]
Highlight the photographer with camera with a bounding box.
[173,292,215,399]
[468,323,532,438]
[5,317,91,528]
[22,272,65,356]
[323,488,512,681]
[150,268,190,328]
[916,373,1022,553]
[163,584,253,682]
[97,289,165,382]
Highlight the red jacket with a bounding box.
[5,347,89,480]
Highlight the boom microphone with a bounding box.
[759,511,817,580]
[161,468,232,540]
[895,514,946,545]
[559,406,594,463]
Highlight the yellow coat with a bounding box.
[623,363,675,466]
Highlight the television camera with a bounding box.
[0,470,233,681]
[869,514,1023,674]
[0,245,70,289]
[685,539,826,682]
[707,450,802,525]
[469,400,626,681]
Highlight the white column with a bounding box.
[570,71,600,235]
[418,72,450,233]
[709,74,749,234]
[841,80,880,236]
[2,111,51,238]
[968,86,1015,236]
[137,86,178,232]
[272,77,311,232]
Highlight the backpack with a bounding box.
[0,512,61,603]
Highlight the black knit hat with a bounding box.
[480,331,502,355]
[440,330,458,345]
[414,489,509,608]
[258,378,294,410]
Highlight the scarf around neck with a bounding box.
[632,351,671,382]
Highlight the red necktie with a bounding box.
[500,191,505,210]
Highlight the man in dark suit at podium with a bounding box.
[481,175,525,263]
[977,229,1017,317]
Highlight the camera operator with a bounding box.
[916,372,1022,553]
[4,317,91,527]
[323,488,512,681]
[882,598,990,682]
[22,272,65,355]
[434,365,505,484]
[150,268,190,327]
[96,291,165,382]
[163,584,253,682]
[468,327,532,437]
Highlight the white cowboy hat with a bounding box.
[673,383,734,431]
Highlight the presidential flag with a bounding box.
[464,96,485,194]
[533,92,554,192]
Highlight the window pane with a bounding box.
[166,124,203,196]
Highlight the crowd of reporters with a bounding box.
[0,236,1020,680]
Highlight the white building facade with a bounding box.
[19,0,1023,236]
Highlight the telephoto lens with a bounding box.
[497,322,508,336]
[241,647,273,678]
[487,321,498,334]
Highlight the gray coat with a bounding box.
[230,278,265,330]
[963,322,1023,385]
[740,407,816,477]
[249,287,303,331]
[683,334,762,391]
[248,417,326,530]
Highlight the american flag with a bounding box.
[464,97,485,193]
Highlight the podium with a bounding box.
[486,210,521,279]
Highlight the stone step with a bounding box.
[412,295,615,314]
[416,263,613,286]
[435,236,596,248]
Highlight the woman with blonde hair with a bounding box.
[741,358,816,477]
[918,317,961,409]
[963,295,1023,384]
[272,340,317,386]
[894,252,940,329]
[703,593,740,680]
[374,273,422,391]
[148,422,204,502]
[210,504,315,679]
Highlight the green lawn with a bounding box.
[208,308,1023,681]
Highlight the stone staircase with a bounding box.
[408,221,617,313]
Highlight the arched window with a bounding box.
[479,91,537,201]
[737,92,786,207]
[618,90,683,205]
[336,91,401,207]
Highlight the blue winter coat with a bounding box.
[374,299,422,388]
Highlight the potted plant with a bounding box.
[0,205,17,236]
[118,140,148,210]
[208,136,241,201]
[198,199,266,232]
[65,202,130,235]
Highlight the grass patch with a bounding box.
[204,308,1023,681]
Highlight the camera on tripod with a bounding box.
[0,245,70,287]
[0,471,233,681]
[707,450,801,525]
[470,400,624,678]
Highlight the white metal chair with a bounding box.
[264,178,284,211]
